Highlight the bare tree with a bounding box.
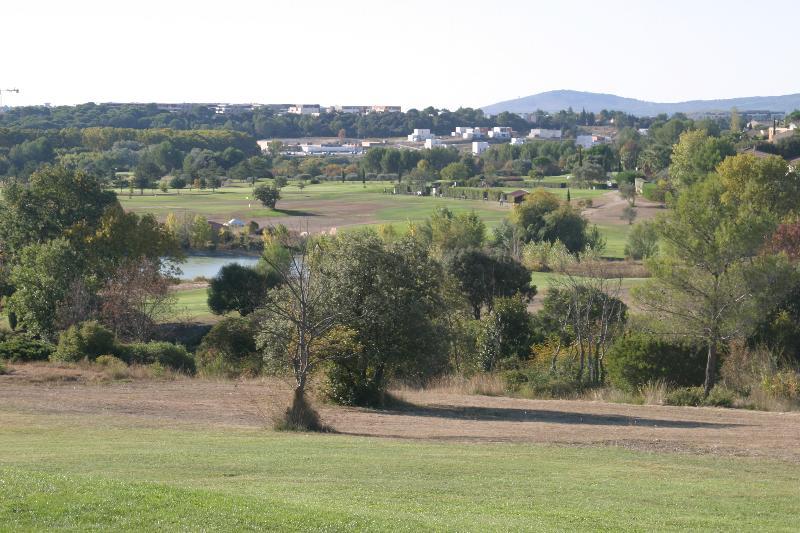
[546,261,628,383]
[256,231,338,430]
[99,258,177,341]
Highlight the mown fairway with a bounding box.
[0,409,797,531]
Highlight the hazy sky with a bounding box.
[3,0,799,110]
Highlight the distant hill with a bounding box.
[481,90,800,117]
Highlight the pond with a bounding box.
[173,254,261,280]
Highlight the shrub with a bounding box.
[664,386,704,406]
[95,354,129,379]
[0,359,6,374]
[196,317,259,377]
[624,221,659,260]
[95,354,127,368]
[641,182,666,202]
[324,362,386,407]
[52,321,117,362]
[119,342,195,373]
[705,386,735,407]
[606,333,706,391]
[0,335,54,362]
[761,370,800,400]
[501,368,585,398]
[664,386,734,407]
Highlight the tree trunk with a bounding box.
[703,342,718,396]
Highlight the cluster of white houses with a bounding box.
[287,104,402,116]
[451,126,513,140]
[407,125,612,154]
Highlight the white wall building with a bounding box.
[300,144,358,154]
[371,105,402,113]
[472,141,490,155]
[425,138,444,149]
[510,137,525,145]
[528,128,562,139]
[488,126,512,139]
[408,128,435,142]
[288,104,321,115]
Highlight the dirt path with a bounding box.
[1,370,798,461]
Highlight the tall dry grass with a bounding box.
[393,374,507,397]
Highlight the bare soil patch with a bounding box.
[581,191,664,225]
[1,367,798,461]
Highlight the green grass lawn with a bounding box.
[173,287,216,323]
[0,411,797,531]
[119,180,627,259]
[531,271,647,291]
[594,222,633,259]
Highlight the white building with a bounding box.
[408,128,435,142]
[575,135,595,149]
[371,105,402,113]
[425,138,444,149]
[488,126,512,139]
[300,144,358,154]
[528,128,562,140]
[288,104,321,115]
[332,105,368,114]
[510,137,525,145]
[472,141,490,155]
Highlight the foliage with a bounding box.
[477,296,534,371]
[118,341,195,373]
[605,333,706,391]
[668,130,734,188]
[196,317,259,377]
[538,270,628,384]
[420,207,485,254]
[634,175,795,394]
[624,220,659,260]
[253,185,280,208]
[207,263,271,317]
[447,250,534,319]
[7,239,82,339]
[99,258,177,341]
[52,321,117,362]
[321,231,448,405]
[664,386,734,407]
[0,335,54,362]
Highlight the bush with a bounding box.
[705,386,735,407]
[0,335,54,362]
[0,359,6,374]
[95,354,129,379]
[95,354,127,368]
[52,321,117,362]
[624,221,659,260]
[196,317,259,377]
[606,333,706,391]
[501,368,585,398]
[119,341,195,373]
[761,370,800,400]
[664,386,734,407]
[641,182,666,202]
[324,362,386,407]
[664,386,705,406]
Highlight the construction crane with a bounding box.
[0,88,20,108]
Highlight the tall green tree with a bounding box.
[321,231,448,406]
[634,176,794,395]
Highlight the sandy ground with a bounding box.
[581,191,665,225]
[2,366,799,462]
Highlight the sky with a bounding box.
[3,0,800,110]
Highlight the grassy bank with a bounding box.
[0,410,797,531]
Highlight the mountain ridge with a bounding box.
[481,90,800,116]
